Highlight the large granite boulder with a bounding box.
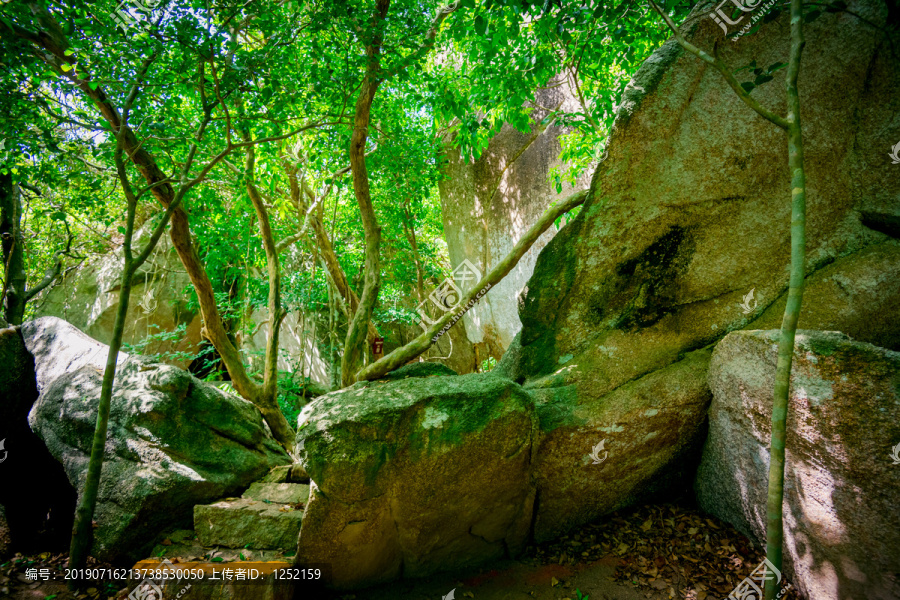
[293,373,537,589]
[525,347,713,540]
[22,317,290,562]
[498,0,900,541]
[37,224,203,369]
[439,77,592,358]
[696,330,900,600]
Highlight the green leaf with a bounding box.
[754,74,773,86]
[804,10,822,23]
[211,556,224,563]
[117,225,127,235]
[766,62,788,74]
[734,60,757,75]
[740,81,756,93]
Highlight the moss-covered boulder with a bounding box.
[380,361,458,380]
[697,330,900,600]
[22,317,290,562]
[528,347,712,540]
[293,373,537,589]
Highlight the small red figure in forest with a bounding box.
[372,337,384,359]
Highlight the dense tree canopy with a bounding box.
[0,0,693,399]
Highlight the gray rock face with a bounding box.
[36,224,331,384]
[438,78,592,358]
[500,1,900,541]
[697,330,900,600]
[37,225,203,369]
[242,308,331,385]
[22,317,290,562]
[293,373,537,589]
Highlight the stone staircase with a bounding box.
[194,465,310,553]
[148,465,311,561]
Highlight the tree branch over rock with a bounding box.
[357,189,587,381]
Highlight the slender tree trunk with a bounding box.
[17,16,295,448]
[69,136,181,569]
[242,127,294,447]
[68,264,132,569]
[764,1,806,597]
[647,3,807,597]
[341,0,391,386]
[65,64,294,449]
[285,167,379,341]
[401,205,426,302]
[0,174,27,325]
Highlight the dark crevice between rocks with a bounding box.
[860,210,900,239]
[0,326,77,556]
[526,488,542,546]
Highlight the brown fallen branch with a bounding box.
[356,188,587,381]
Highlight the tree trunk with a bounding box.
[0,174,27,325]
[764,1,806,597]
[646,4,807,597]
[71,75,294,450]
[341,0,391,386]
[401,205,426,302]
[286,167,379,341]
[241,126,295,449]
[69,138,181,569]
[51,34,294,450]
[67,264,133,569]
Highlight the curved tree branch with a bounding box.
[357,189,588,381]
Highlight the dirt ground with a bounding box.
[328,555,668,600]
[1,500,797,600]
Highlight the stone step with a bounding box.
[149,529,292,563]
[242,482,310,505]
[194,497,304,551]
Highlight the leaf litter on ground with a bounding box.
[521,502,798,600]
